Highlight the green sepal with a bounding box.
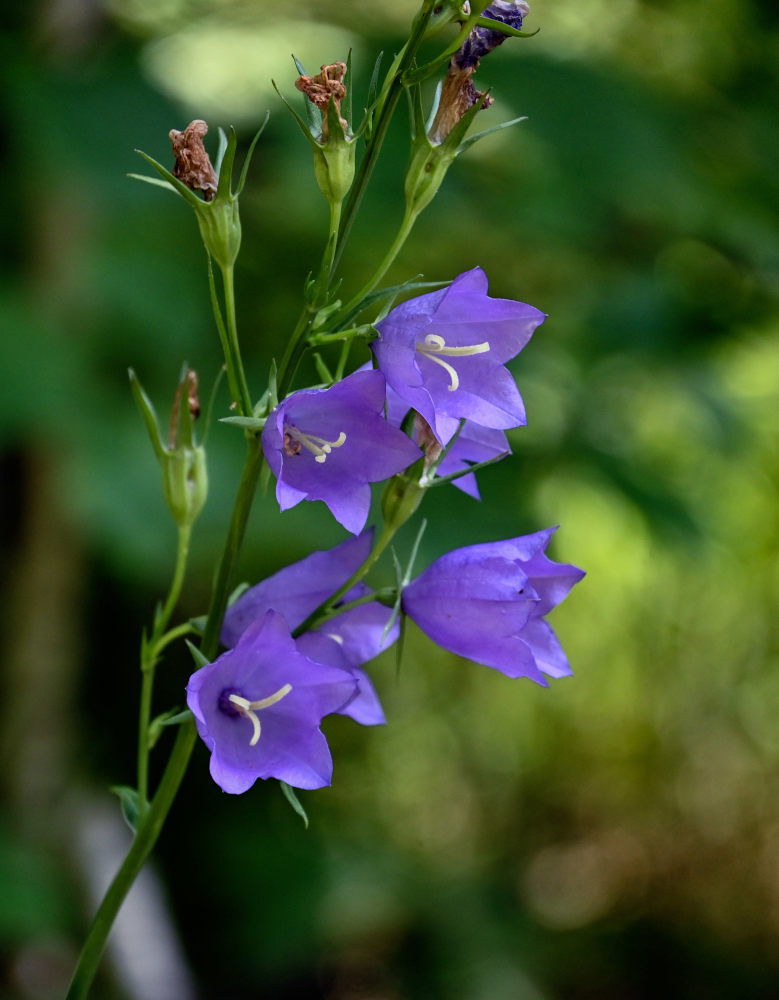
[280,781,309,829]
[273,80,322,150]
[292,56,323,136]
[148,708,193,750]
[133,149,204,209]
[188,615,206,635]
[185,639,211,670]
[128,369,165,461]
[473,14,539,39]
[235,113,270,197]
[219,415,267,431]
[423,446,510,488]
[110,785,145,834]
[457,114,527,155]
[215,127,238,202]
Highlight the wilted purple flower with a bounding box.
[262,369,422,534]
[456,1,530,70]
[402,527,584,685]
[186,610,357,793]
[222,532,396,726]
[372,268,544,443]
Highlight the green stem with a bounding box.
[66,719,197,1000]
[136,524,191,822]
[293,522,398,637]
[334,207,419,324]
[220,264,253,417]
[67,435,264,1000]
[332,0,436,275]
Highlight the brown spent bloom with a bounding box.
[294,62,348,140]
[168,369,201,449]
[169,120,218,201]
[427,65,493,146]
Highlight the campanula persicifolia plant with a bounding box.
[66,3,584,995]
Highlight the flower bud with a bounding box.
[455,1,530,70]
[130,368,209,530]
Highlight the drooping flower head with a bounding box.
[187,610,357,793]
[222,532,396,727]
[402,527,584,685]
[262,369,422,535]
[372,267,545,443]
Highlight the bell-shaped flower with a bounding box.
[371,267,545,443]
[186,610,358,793]
[262,369,422,534]
[222,532,396,726]
[401,527,584,685]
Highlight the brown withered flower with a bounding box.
[168,369,201,449]
[294,62,348,140]
[169,120,218,201]
[427,67,493,146]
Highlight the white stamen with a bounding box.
[228,683,293,747]
[285,424,347,463]
[415,333,490,392]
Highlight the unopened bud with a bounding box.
[169,120,218,201]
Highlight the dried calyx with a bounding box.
[169,120,218,201]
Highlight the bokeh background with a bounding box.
[2,0,778,997]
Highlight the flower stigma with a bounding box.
[284,424,347,463]
[225,684,293,746]
[415,334,490,391]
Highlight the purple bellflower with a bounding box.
[222,532,396,726]
[262,369,422,534]
[402,527,585,685]
[186,610,358,793]
[371,267,545,443]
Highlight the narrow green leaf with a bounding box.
[134,149,204,208]
[148,708,192,750]
[458,115,527,155]
[128,368,165,461]
[280,781,309,828]
[127,173,177,193]
[236,112,270,196]
[218,415,267,431]
[110,785,144,834]
[185,639,211,670]
[292,55,323,135]
[274,79,319,147]
[344,49,353,127]
[216,127,238,201]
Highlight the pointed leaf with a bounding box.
[214,127,229,177]
[216,127,238,201]
[185,639,211,670]
[236,111,270,196]
[292,55,323,135]
[458,115,527,155]
[280,781,309,829]
[343,49,353,127]
[110,785,144,834]
[219,415,267,431]
[127,173,178,193]
[134,149,205,208]
[272,81,321,148]
[129,369,166,461]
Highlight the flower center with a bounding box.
[284,424,347,463]
[219,684,293,746]
[414,333,490,391]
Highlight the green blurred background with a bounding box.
[1,0,778,997]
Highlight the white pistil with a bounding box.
[284,424,347,463]
[228,683,293,747]
[415,333,490,391]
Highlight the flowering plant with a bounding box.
[65,3,584,996]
